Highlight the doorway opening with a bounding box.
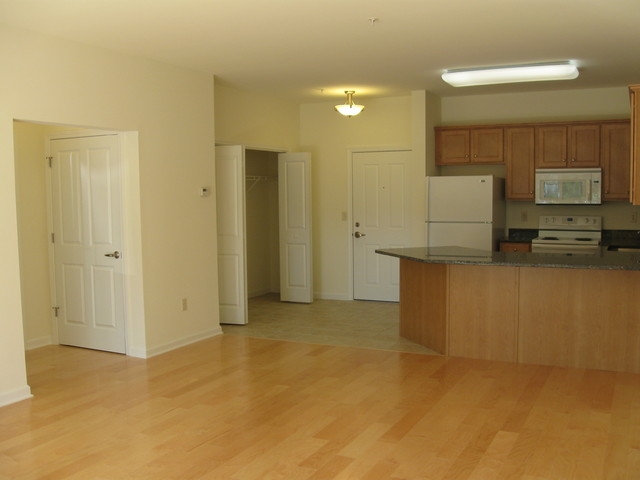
[245,149,280,299]
[14,120,144,357]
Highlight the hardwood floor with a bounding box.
[2,334,640,479]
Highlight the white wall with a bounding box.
[1,25,219,406]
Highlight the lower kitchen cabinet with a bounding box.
[397,259,640,373]
[499,241,531,253]
[448,265,518,362]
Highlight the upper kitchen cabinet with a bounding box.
[631,85,640,205]
[601,121,630,201]
[535,123,600,168]
[436,127,504,165]
[505,127,535,200]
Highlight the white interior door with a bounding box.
[215,145,247,324]
[352,150,412,302]
[278,152,313,303]
[50,135,126,353]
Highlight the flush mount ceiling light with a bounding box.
[335,91,365,117]
[441,62,579,87]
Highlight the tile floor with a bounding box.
[222,293,438,355]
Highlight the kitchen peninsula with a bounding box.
[377,246,640,374]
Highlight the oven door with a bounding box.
[531,242,599,254]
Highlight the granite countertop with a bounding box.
[376,246,640,271]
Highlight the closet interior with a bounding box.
[245,149,280,298]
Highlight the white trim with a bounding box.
[347,146,412,301]
[0,386,32,408]
[25,335,53,351]
[144,327,224,358]
[215,141,289,153]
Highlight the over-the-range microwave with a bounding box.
[535,168,602,205]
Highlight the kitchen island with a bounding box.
[377,246,640,374]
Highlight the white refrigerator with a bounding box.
[425,175,506,251]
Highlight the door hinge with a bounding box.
[47,156,53,167]
[52,306,60,317]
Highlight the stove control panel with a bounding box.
[538,215,602,231]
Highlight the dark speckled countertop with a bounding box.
[376,246,640,271]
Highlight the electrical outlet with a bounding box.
[520,210,528,222]
[181,298,188,311]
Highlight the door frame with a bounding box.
[44,128,144,356]
[347,146,413,301]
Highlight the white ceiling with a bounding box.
[2,0,640,103]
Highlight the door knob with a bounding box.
[104,251,121,259]
[354,232,366,238]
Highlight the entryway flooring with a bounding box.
[222,293,438,355]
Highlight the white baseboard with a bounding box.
[25,336,53,351]
[0,386,32,408]
[314,292,352,301]
[144,326,224,358]
[248,288,273,298]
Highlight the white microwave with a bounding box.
[535,168,602,205]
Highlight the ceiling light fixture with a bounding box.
[335,91,364,117]
[441,62,579,87]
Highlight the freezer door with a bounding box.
[427,175,494,222]
[426,222,495,251]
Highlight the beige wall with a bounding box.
[300,96,416,299]
[214,81,299,150]
[13,122,52,350]
[1,25,219,406]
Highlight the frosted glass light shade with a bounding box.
[442,62,579,87]
[335,91,364,117]
[335,104,365,116]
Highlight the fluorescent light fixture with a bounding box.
[441,62,579,87]
[335,91,364,117]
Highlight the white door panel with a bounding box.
[51,135,126,353]
[279,153,313,303]
[215,145,247,324]
[426,222,494,251]
[427,175,494,222]
[353,150,411,302]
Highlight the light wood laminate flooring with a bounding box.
[223,294,437,355]
[2,333,640,478]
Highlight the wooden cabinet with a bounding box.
[436,118,629,203]
[436,127,503,165]
[630,85,640,205]
[601,121,631,201]
[535,123,600,168]
[505,127,535,200]
[499,241,531,253]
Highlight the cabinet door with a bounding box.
[630,85,640,205]
[471,128,504,164]
[505,127,535,200]
[601,122,630,201]
[535,125,568,168]
[499,242,531,253]
[569,124,600,167]
[436,129,470,165]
